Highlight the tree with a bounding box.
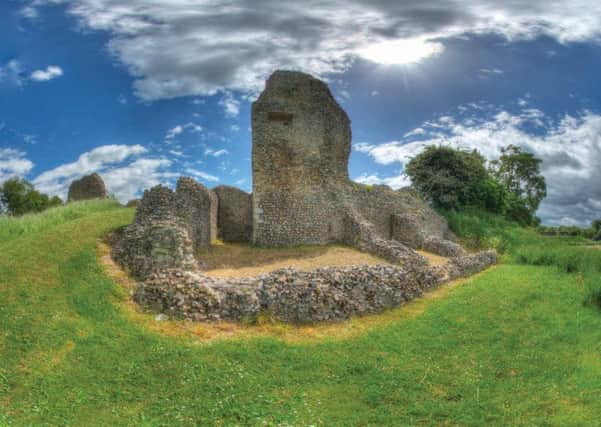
[405,145,492,210]
[593,219,601,241]
[0,178,62,216]
[489,145,546,225]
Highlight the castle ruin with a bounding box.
[111,70,496,323]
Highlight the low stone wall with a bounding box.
[133,251,496,323]
[342,208,428,267]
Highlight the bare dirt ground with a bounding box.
[198,242,449,278]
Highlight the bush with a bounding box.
[405,146,490,210]
[0,178,62,216]
[405,145,546,226]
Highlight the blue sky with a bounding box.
[1,0,600,225]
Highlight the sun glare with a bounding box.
[357,38,444,65]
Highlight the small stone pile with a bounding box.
[68,173,107,201]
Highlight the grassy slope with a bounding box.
[1,202,601,425]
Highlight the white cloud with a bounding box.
[479,68,504,79]
[30,65,63,82]
[479,68,504,76]
[355,105,601,226]
[26,0,601,100]
[103,158,176,202]
[184,168,219,183]
[0,148,34,183]
[219,92,240,117]
[32,144,173,202]
[165,122,202,141]
[165,125,183,140]
[19,6,39,19]
[353,173,410,189]
[204,148,229,158]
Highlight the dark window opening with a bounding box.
[268,111,293,125]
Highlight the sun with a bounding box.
[357,38,444,65]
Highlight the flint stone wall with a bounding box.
[112,186,197,279]
[113,177,217,278]
[68,173,107,202]
[176,177,216,250]
[213,185,252,242]
[251,70,461,260]
[134,250,496,323]
[252,71,350,246]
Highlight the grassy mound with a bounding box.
[1,202,601,425]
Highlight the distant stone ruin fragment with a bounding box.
[68,173,107,202]
[112,70,496,324]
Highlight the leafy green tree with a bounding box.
[405,146,493,210]
[0,178,62,216]
[490,145,546,225]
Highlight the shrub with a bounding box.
[0,178,62,216]
[405,146,491,210]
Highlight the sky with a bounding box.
[0,0,600,226]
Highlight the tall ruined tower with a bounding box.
[251,70,352,246]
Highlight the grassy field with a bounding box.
[1,201,601,425]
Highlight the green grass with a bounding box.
[1,202,601,425]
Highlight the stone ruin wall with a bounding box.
[212,185,253,242]
[251,70,462,261]
[176,177,217,251]
[252,71,351,246]
[135,250,496,323]
[68,173,108,202]
[113,178,217,279]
